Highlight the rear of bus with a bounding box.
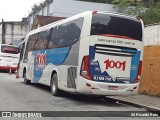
[78,11,143,96]
[0,44,19,72]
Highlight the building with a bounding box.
[144,23,160,46]
[28,0,116,31]
[0,19,28,45]
[0,0,116,44]
[31,15,65,30]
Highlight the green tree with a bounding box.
[77,0,113,3]
[112,0,160,25]
[112,0,140,14]
[31,0,49,12]
[139,7,160,25]
[32,3,40,12]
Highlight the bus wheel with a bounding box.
[51,74,61,96]
[24,73,31,85]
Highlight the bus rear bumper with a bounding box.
[77,77,139,96]
[0,66,18,71]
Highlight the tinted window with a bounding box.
[1,45,18,54]
[34,30,51,50]
[18,42,25,62]
[65,18,83,47]
[91,14,142,41]
[48,24,67,49]
[47,17,84,49]
[23,34,38,62]
[28,34,38,51]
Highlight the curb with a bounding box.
[105,97,160,112]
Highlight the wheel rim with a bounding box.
[52,78,56,93]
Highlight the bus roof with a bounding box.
[26,11,141,37]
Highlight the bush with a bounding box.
[139,7,160,25]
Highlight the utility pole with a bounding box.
[2,19,5,44]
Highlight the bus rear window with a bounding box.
[91,13,142,41]
[1,45,18,54]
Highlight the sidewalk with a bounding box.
[107,94,160,111]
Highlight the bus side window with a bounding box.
[46,18,83,49]
[32,29,51,51]
[48,25,67,49]
[18,42,25,62]
[23,34,37,62]
[65,18,83,47]
[56,24,67,47]
[47,27,58,49]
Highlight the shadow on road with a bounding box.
[18,82,124,107]
[0,70,15,74]
[0,70,10,73]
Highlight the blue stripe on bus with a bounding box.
[32,47,70,82]
[130,51,141,83]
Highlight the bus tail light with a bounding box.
[92,11,97,14]
[134,61,142,83]
[80,56,92,80]
[136,16,141,21]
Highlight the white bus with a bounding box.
[19,11,144,96]
[0,44,19,72]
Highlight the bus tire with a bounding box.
[51,73,61,96]
[24,79,31,85]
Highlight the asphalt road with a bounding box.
[0,72,158,120]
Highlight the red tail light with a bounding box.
[136,16,141,21]
[80,56,92,80]
[92,11,97,14]
[134,61,142,83]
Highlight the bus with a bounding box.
[18,11,144,96]
[0,44,19,72]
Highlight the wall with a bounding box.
[139,46,160,97]
[5,22,27,44]
[52,0,116,17]
[0,21,28,45]
[144,23,160,46]
[139,23,160,96]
